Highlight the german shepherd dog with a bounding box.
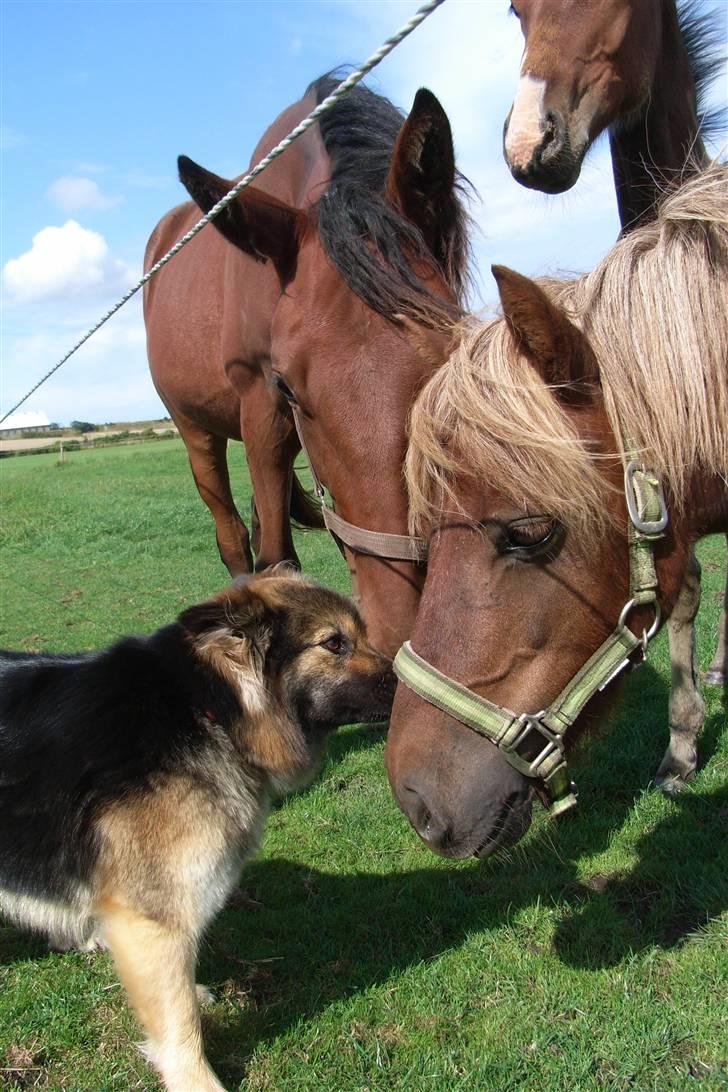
[0,571,394,1091]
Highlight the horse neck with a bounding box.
[608,0,707,233]
[247,91,331,208]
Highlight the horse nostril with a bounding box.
[538,108,565,165]
[400,785,452,849]
[542,111,557,147]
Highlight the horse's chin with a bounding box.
[471,794,534,859]
[508,156,583,195]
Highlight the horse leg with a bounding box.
[240,390,299,571]
[703,538,727,687]
[655,549,704,792]
[177,415,253,576]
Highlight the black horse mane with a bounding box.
[678,0,726,147]
[307,73,471,327]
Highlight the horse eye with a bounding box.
[508,2,520,17]
[502,517,561,557]
[273,375,296,404]
[320,634,345,654]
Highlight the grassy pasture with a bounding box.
[0,438,726,1091]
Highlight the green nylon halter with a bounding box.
[393,459,668,817]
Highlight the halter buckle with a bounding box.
[624,460,668,536]
[502,711,565,778]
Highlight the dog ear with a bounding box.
[178,588,270,647]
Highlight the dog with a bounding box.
[0,570,394,1092]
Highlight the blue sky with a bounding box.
[1,0,725,426]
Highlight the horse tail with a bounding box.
[290,472,325,530]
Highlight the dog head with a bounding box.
[178,571,395,792]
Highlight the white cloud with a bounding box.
[2,221,134,304]
[47,175,121,213]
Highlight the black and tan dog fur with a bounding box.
[0,571,394,1092]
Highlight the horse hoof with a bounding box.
[655,775,688,797]
[702,667,726,687]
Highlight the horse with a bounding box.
[502,0,723,224]
[385,163,727,859]
[503,0,727,721]
[144,76,470,655]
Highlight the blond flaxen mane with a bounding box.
[407,163,728,542]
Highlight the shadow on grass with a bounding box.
[200,787,726,1085]
[200,663,725,1084]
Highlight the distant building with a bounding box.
[0,423,59,439]
[0,411,55,438]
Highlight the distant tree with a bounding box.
[70,420,95,434]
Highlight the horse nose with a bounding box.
[397,783,456,854]
[505,106,575,192]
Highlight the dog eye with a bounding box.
[320,634,345,654]
[499,517,562,558]
[272,374,297,404]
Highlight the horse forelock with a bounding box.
[407,162,728,544]
[306,73,472,329]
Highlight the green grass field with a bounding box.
[1,439,726,1091]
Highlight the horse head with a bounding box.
[386,169,728,854]
[503,0,675,193]
[177,88,469,656]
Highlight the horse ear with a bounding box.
[385,89,458,262]
[491,264,599,400]
[178,155,303,286]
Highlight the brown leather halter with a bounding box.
[290,405,427,563]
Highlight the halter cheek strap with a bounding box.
[393,459,668,817]
[290,404,428,562]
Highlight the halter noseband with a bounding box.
[290,405,427,563]
[393,459,668,817]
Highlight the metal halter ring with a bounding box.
[618,597,662,650]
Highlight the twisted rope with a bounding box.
[1,0,446,426]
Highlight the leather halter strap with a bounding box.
[393,460,668,817]
[290,405,428,562]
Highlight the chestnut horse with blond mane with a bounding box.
[144,76,468,655]
[503,0,727,694]
[386,164,727,859]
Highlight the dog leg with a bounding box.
[100,902,225,1092]
[656,551,704,792]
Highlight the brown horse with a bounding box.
[502,0,723,223]
[144,77,469,655]
[386,164,727,858]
